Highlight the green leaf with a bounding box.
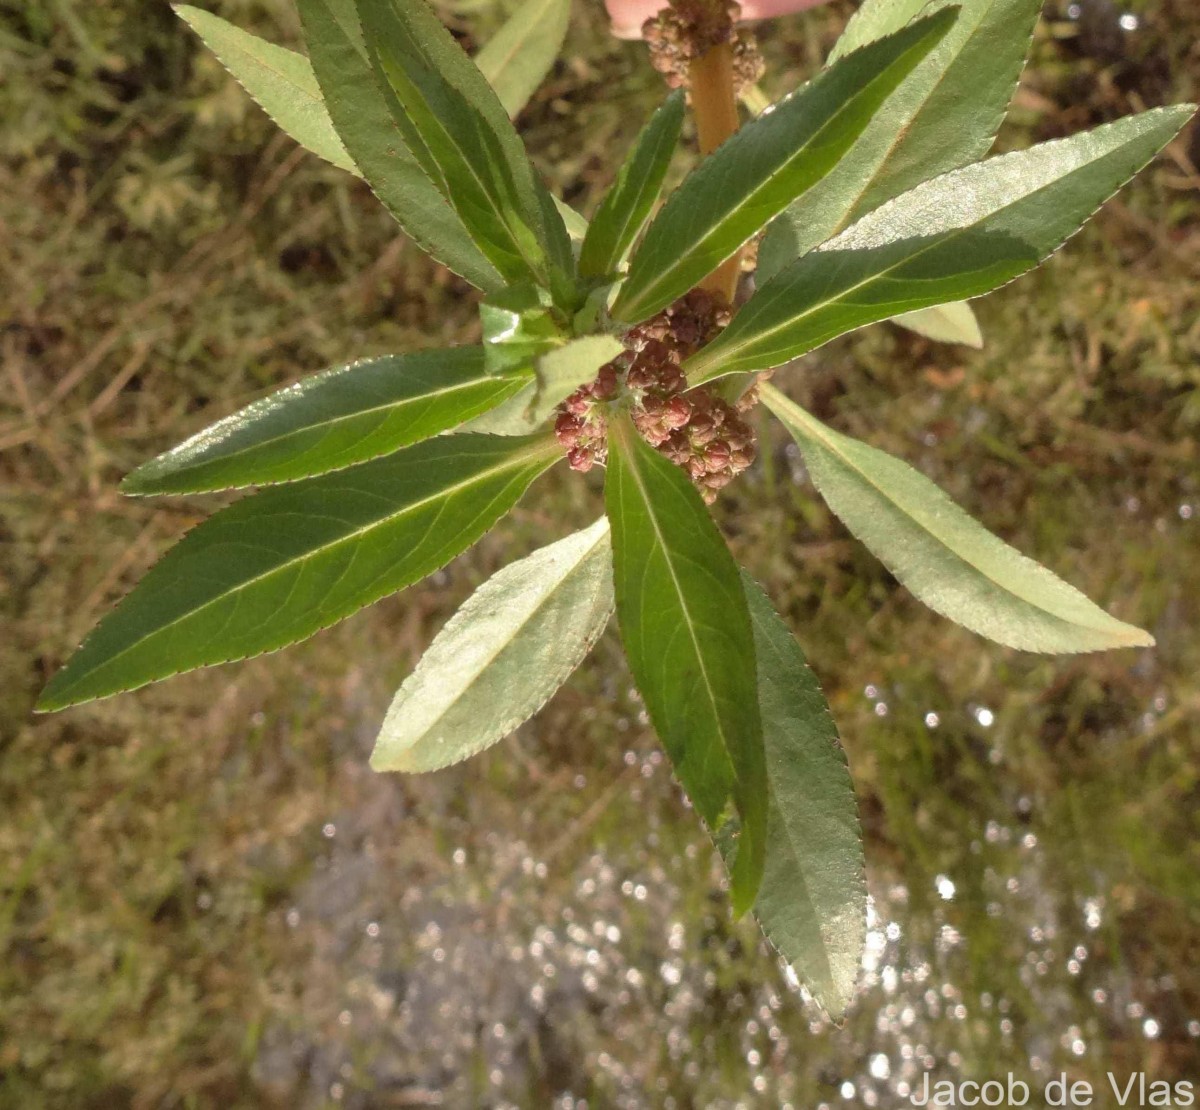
[121,347,525,496]
[761,384,1154,653]
[611,9,957,323]
[759,0,1042,282]
[578,91,685,281]
[893,301,983,348]
[298,0,504,291]
[480,284,564,376]
[474,0,571,118]
[175,5,357,175]
[459,335,624,435]
[527,335,623,424]
[38,434,560,711]
[687,107,1195,381]
[604,418,766,915]
[730,574,865,1017]
[457,380,541,435]
[358,0,573,296]
[554,196,589,241]
[826,0,931,60]
[372,518,614,772]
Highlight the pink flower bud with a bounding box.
[663,395,692,429]
[555,412,584,447]
[567,445,595,472]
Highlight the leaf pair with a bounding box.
[684,106,1195,380]
[606,426,861,1001]
[373,501,864,1014]
[179,0,576,295]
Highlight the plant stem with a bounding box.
[688,40,742,303]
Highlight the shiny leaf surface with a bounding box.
[579,91,685,281]
[122,347,525,495]
[39,435,559,710]
[298,0,503,290]
[687,107,1194,380]
[605,419,766,915]
[612,9,956,323]
[760,0,1041,280]
[358,0,573,293]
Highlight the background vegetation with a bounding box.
[2,0,1198,1104]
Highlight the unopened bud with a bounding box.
[567,445,595,472]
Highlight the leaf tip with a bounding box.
[118,469,154,497]
[34,677,71,714]
[1116,624,1156,650]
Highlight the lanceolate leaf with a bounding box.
[358,0,574,295]
[298,0,503,291]
[373,518,614,773]
[121,347,526,495]
[38,435,560,711]
[687,107,1195,381]
[760,0,1042,281]
[474,0,571,119]
[605,419,766,915]
[761,384,1154,653]
[175,6,357,175]
[579,91,686,281]
[611,9,957,324]
[733,574,865,1017]
[894,301,983,348]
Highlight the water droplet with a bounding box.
[1118,11,1139,30]
[935,874,956,900]
[322,823,336,838]
[924,711,940,728]
[975,706,995,727]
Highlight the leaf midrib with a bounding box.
[395,523,612,753]
[620,28,936,318]
[613,423,736,786]
[374,44,546,282]
[703,114,1185,378]
[69,440,557,687]
[761,385,1123,634]
[583,109,678,276]
[475,0,561,100]
[691,219,1015,378]
[140,367,518,486]
[823,2,993,241]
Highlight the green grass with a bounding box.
[2,0,1199,1105]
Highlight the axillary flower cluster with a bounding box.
[553,289,758,503]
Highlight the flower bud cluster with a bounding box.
[643,0,764,94]
[553,290,758,503]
